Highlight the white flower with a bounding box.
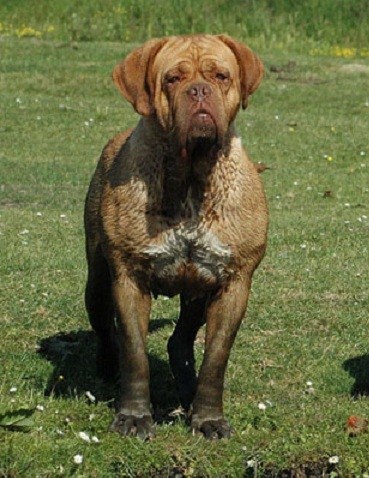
[246,459,256,467]
[328,455,339,464]
[85,391,96,403]
[10,387,17,393]
[36,212,42,216]
[19,229,29,235]
[258,402,267,411]
[91,436,100,443]
[36,405,45,412]
[78,431,91,443]
[306,380,313,386]
[300,243,307,249]
[73,454,83,465]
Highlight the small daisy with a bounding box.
[73,454,83,465]
[78,431,91,443]
[328,455,339,465]
[85,391,96,403]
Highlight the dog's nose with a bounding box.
[187,83,212,102]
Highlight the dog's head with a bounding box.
[113,34,263,153]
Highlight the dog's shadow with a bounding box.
[38,318,180,419]
[343,354,369,397]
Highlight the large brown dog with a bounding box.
[84,34,268,440]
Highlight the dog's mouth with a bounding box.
[189,108,216,133]
[188,109,216,137]
[173,102,225,159]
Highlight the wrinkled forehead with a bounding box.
[153,35,239,75]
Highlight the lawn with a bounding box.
[1,19,369,478]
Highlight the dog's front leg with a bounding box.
[191,274,251,439]
[109,274,154,440]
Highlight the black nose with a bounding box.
[186,83,212,102]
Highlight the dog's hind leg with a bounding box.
[85,245,118,380]
[167,295,207,411]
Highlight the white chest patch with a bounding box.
[143,224,233,297]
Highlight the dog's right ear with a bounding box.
[113,38,168,116]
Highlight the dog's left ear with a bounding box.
[113,38,168,116]
[218,35,264,109]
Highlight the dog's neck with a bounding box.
[135,116,237,219]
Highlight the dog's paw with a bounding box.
[110,412,155,441]
[191,417,234,440]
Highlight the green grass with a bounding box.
[1,25,369,478]
[1,0,369,48]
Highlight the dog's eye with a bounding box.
[216,72,229,82]
[165,75,180,85]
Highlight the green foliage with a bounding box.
[1,33,369,476]
[0,408,36,429]
[1,0,369,47]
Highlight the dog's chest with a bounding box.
[143,221,233,298]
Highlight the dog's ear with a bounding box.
[113,38,167,116]
[218,35,264,109]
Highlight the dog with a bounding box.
[84,34,268,440]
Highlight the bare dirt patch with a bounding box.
[339,63,369,73]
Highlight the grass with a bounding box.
[1,9,369,478]
[1,0,369,48]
